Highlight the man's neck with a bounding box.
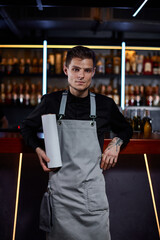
[69,87,89,98]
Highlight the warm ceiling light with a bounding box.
[132,0,149,17]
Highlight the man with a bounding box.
[21,46,133,240]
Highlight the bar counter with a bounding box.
[0,131,160,154]
[0,131,160,240]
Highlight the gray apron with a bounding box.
[40,91,111,240]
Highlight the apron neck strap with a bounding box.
[58,90,96,120]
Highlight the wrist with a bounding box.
[112,137,123,147]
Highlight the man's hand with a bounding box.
[36,147,51,172]
[100,137,123,170]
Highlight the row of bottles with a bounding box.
[48,50,121,76]
[90,84,120,105]
[0,56,43,75]
[0,81,42,106]
[124,108,152,135]
[125,84,160,107]
[125,51,160,76]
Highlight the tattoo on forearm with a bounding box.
[106,137,123,152]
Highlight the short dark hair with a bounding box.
[65,45,96,67]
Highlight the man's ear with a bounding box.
[63,64,68,76]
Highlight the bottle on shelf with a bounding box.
[106,85,113,99]
[125,85,129,107]
[6,80,12,105]
[19,58,25,75]
[24,58,32,74]
[125,52,131,75]
[12,57,19,75]
[0,58,7,74]
[24,82,30,106]
[134,85,141,106]
[141,109,152,136]
[143,53,153,75]
[0,83,6,104]
[152,52,159,75]
[105,51,113,74]
[18,83,24,105]
[39,58,43,74]
[32,57,39,74]
[30,83,37,106]
[48,53,55,75]
[7,58,13,75]
[96,54,105,74]
[139,85,146,106]
[146,85,153,106]
[12,82,18,105]
[153,85,160,106]
[113,88,120,105]
[130,51,137,75]
[55,52,62,75]
[136,54,144,75]
[113,50,121,75]
[128,84,135,106]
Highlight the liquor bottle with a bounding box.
[106,85,113,99]
[55,52,62,74]
[142,110,152,136]
[125,52,130,75]
[18,83,24,105]
[30,83,37,106]
[32,57,39,74]
[128,84,135,106]
[25,58,32,74]
[157,52,160,75]
[7,58,13,75]
[39,58,43,74]
[12,57,19,75]
[19,58,25,75]
[6,80,12,105]
[136,54,144,75]
[146,85,153,106]
[134,85,141,106]
[125,85,129,107]
[12,82,18,105]
[153,85,160,106]
[96,54,105,74]
[0,58,7,74]
[139,85,146,106]
[130,51,137,75]
[0,83,6,104]
[62,51,67,67]
[48,53,55,75]
[143,53,153,75]
[113,50,121,75]
[37,81,42,104]
[24,82,30,106]
[100,84,107,96]
[152,52,158,75]
[105,52,113,74]
[113,88,120,105]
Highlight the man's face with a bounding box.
[63,57,95,97]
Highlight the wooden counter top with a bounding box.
[0,131,160,154]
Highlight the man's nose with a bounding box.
[78,69,85,79]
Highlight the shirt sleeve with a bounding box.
[110,99,133,147]
[20,95,47,150]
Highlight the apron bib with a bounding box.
[42,91,111,240]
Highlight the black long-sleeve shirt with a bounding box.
[21,90,133,151]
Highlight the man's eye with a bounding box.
[73,68,79,72]
[85,69,92,73]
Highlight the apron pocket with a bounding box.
[86,184,109,212]
[39,191,53,232]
